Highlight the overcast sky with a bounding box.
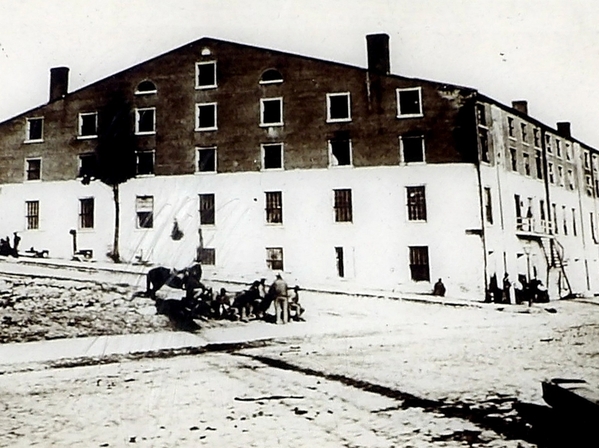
[1,0,599,146]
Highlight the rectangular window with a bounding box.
[533,128,541,147]
[592,213,598,243]
[535,150,543,179]
[476,104,487,126]
[335,247,345,278]
[198,248,216,265]
[409,246,430,281]
[26,117,43,142]
[545,134,552,153]
[196,147,217,172]
[586,175,594,196]
[562,205,568,235]
[484,187,493,224]
[326,92,351,122]
[556,139,562,158]
[26,158,41,181]
[25,200,39,230]
[199,194,215,225]
[265,191,283,224]
[329,139,352,166]
[479,128,490,163]
[266,247,284,270]
[509,148,518,171]
[523,153,531,176]
[78,153,96,179]
[262,143,283,170]
[78,112,98,138]
[406,186,427,221]
[135,108,155,135]
[136,151,155,176]
[540,199,546,221]
[567,169,575,190]
[195,103,217,131]
[553,204,558,234]
[572,208,577,236]
[565,143,572,161]
[79,198,94,229]
[334,189,352,223]
[195,61,217,89]
[260,98,283,126]
[507,117,515,138]
[557,165,564,186]
[136,196,154,229]
[520,123,528,143]
[401,135,425,163]
[548,162,555,184]
[396,87,423,117]
[584,150,591,169]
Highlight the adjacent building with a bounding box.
[1,34,598,299]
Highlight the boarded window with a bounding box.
[406,186,427,221]
[136,196,154,229]
[79,198,94,229]
[409,246,430,281]
[196,103,217,130]
[329,139,352,166]
[199,194,215,225]
[136,151,155,176]
[262,143,283,169]
[26,200,39,230]
[26,159,41,181]
[266,247,284,270]
[198,248,216,265]
[265,191,283,224]
[197,147,216,172]
[26,118,43,141]
[196,62,216,88]
[334,189,352,222]
[402,135,424,163]
[261,98,283,125]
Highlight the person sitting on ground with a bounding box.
[432,278,446,297]
[213,288,231,319]
[288,285,305,321]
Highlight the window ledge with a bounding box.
[195,171,217,175]
[77,135,97,140]
[195,85,218,90]
[400,161,426,166]
[135,174,156,178]
[259,123,284,128]
[24,179,42,183]
[135,90,157,95]
[328,164,354,169]
[265,223,284,227]
[327,118,352,124]
[135,131,156,136]
[261,167,285,172]
[397,114,423,119]
[259,80,283,85]
[195,127,218,132]
[24,139,44,144]
[77,228,95,233]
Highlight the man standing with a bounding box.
[270,273,289,324]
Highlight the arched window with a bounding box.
[135,80,157,95]
[260,69,283,84]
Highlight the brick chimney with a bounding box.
[49,67,69,102]
[512,100,528,115]
[557,122,571,138]
[366,34,390,75]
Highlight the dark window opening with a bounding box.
[402,136,425,163]
[260,69,283,83]
[521,123,528,143]
[26,159,41,181]
[136,109,155,133]
[407,186,427,221]
[27,118,43,141]
[26,200,39,230]
[265,191,283,224]
[261,98,282,125]
[476,104,487,126]
[478,129,489,163]
[198,248,216,265]
[79,113,97,136]
[335,247,345,278]
[197,147,216,172]
[136,80,156,93]
[263,144,283,169]
[136,196,154,229]
[197,62,216,87]
[266,247,284,270]
[535,151,543,179]
[136,151,154,176]
[533,129,541,147]
[523,153,531,176]
[397,89,422,116]
[196,104,216,129]
[328,94,350,121]
[78,154,96,178]
[510,148,518,171]
[330,139,352,166]
[199,194,215,225]
[572,208,577,236]
[409,246,430,281]
[79,198,94,229]
[334,189,352,222]
[508,117,515,137]
[484,187,493,224]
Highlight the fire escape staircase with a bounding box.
[516,217,573,298]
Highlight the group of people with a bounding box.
[0,232,20,257]
[487,273,549,305]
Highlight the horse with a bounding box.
[145,263,202,299]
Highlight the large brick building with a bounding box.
[1,34,598,299]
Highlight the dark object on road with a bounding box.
[542,378,599,420]
[145,263,202,299]
[432,278,446,297]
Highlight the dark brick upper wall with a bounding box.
[0,38,477,183]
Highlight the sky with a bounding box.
[1,0,599,146]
